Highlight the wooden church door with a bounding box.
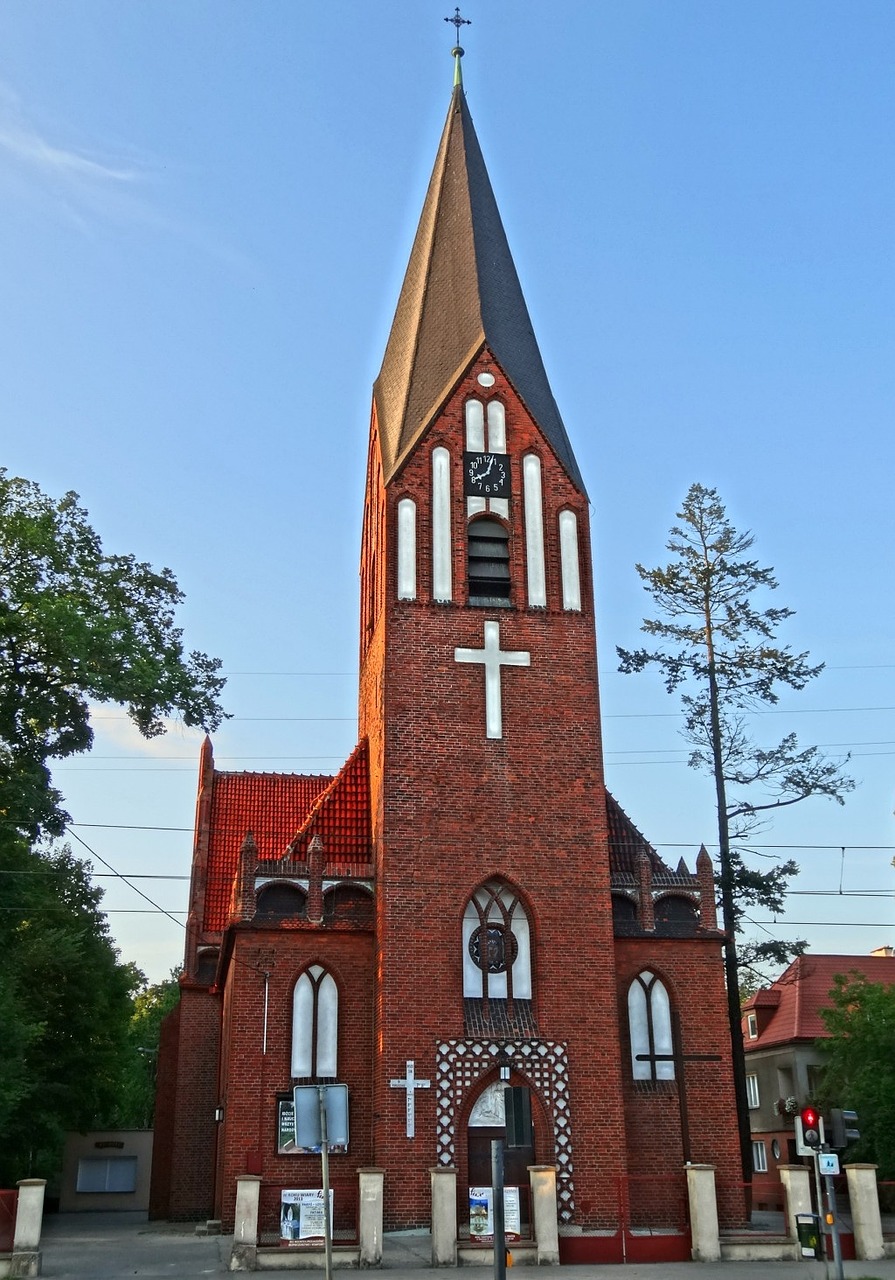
[467,1083,535,1237]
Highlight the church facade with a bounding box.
[150,65,744,1258]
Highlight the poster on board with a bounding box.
[280,1189,334,1241]
[277,1098,298,1154]
[468,1186,521,1241]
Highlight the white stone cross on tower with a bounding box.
[454,620,531,739]
[389,1059,431,1139]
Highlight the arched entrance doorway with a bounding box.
[466,1081,535,1238]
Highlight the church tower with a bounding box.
[359,57,627,1225]
[152,39,743,1259]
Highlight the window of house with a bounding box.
[291,965,338,1079]
[746,1073,760,1109]
[746,1013,758,1039]
[752,1140,768,1174]
[462,881,531,1001]
[776,1065,795,1099]
[467,518,510,604]
[628,971,675,1080]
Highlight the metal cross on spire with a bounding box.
[444,7,471,87]
[444,7,471,39]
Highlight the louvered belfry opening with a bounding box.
[468,517,510,604]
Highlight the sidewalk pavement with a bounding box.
[38,1212,895,1280]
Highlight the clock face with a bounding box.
[463,451,510,498]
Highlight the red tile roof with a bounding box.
[200,741,373,934]
[606,792,669,875]
[272,740,372,872]
[743,953,895,1048]
[203,769,333,933]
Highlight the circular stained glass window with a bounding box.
[469,925,518,973]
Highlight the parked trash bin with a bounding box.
[795,1213,821,1259]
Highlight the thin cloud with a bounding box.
[0,80,257,274]
[87,704,207,760]
[0,122,139,184]
[0,79,147,212]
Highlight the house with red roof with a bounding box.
[741,951,895,1204]
[149,49,745,1260]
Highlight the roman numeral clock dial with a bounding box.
[463,451,510,498]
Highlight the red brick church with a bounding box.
[151,50,743,1258]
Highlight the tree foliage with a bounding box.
[111,969,182,1130]
[817,974,895,1178]
[0,468,226,837]
[617,483,854,1179]
[0,837,143,1185]
[617,483,853,978]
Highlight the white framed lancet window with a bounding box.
[291,965,338,1079]
[462,880,532,1002]
[628,970,675,1081]
[432,447,452,602]
[558,509,582,611]
[522,454,546,607]
[397,498,417,600]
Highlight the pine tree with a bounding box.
[618,483,853,1181]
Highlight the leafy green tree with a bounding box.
[617,483,853,1181]
[0,468,226,838]
[818,974,895,1178]
[0,837,142,1185]
[112,969,182,1129]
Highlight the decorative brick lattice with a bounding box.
[435,1038,575,1220]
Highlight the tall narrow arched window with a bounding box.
[463,881,531,1001]
[468,518,510,604]
[628,970,675,1080]
[291,965,338,1080]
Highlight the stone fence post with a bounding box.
[779,1164,813,1242]
[528,1165,559,1265]
[845,1164,884,1262]
[229,1174,262,1272]
[685,1164,720,1262]
[11,1179,46,1279]
[430,1166,457,1266]
[358,1167,384,1267]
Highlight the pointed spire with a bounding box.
[374,81,585,494]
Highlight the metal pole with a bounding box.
[492,1139,506,1280]
[318,1085,333,1280]
[824,1174,845,1280]
[810,1152,829,1280]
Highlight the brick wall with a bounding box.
[163,984,222,1220]
[214,926,374,1233]
[615,936,746,1224]
[362,357,629,1228]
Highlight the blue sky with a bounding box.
[2,1,893,983]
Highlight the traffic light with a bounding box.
[830,1108,860,1150]
[799,1104,822,1150]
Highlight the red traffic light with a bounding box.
[800,1105,821,1149]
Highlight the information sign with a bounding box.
[819,1153,840,1176]
[468,1186,522,1240]
[280,1189,334,1241]
[292,1084,349,1153]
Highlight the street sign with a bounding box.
[293,1084,349,1151]
[819,1153,840,1176]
